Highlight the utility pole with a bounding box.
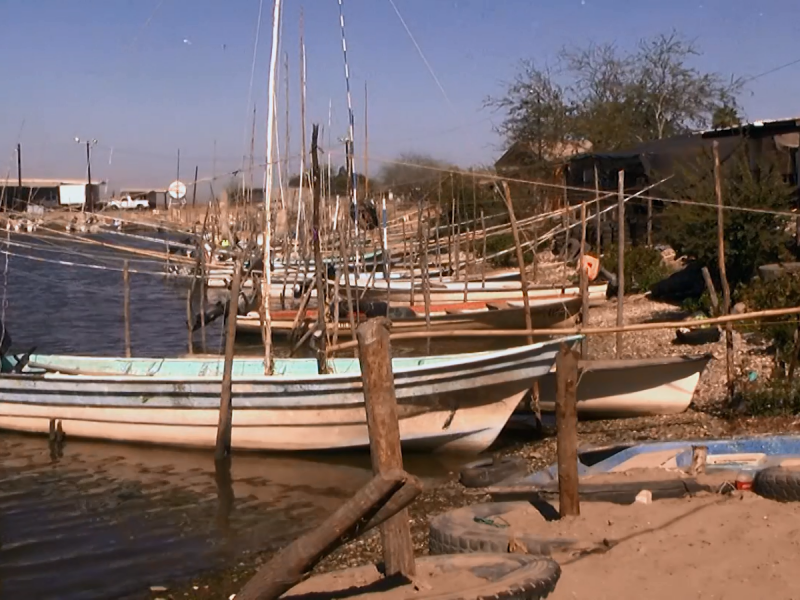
[16,143,22,189]
[75,138,97,212]
[16,143,21,210]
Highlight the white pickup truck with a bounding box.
[107,195,150,210]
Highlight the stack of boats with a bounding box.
[0,201,713,456]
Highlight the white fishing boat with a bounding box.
[352,278,608,306]
[526,354,712,419]
[0,336,578,454]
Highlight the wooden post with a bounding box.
[701,266,720,316]
[713,141,734,398]
[555,343,580,517]
[502,182,541,425]
[123,260,131,358]
[356,318,416,578]
[616,170,625,359]
[594,162,601,253]
[216,263,241,460]
[310,124,327,373]
[646,195,653,248]
[579,201,589,358]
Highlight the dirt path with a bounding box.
[548,493,800,599]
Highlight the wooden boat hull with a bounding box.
[525,355,712,419]
[356,283,607,306]
[0,338,577,454]
[237,297,581,337]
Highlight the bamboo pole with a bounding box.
[714,141,734,397]
[421,221,432,356]
[186,288,193,355]
[311,124,327,373]
[261,0,282,375]
[579,201,589,358]
[123,259,131,358]
[338,223,359,358]
[200,267,207,354]
[616,169,625,358]
[436,181,443,279]
[325,304,800,354]
[480,209,487,288]
[594,163,601,253]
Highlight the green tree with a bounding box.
[661,149,794,288]
[712,105,742,129]
[487,31,742,154]
[378,153,451,192]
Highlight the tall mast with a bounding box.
[337,0,358,259]
[294,9,307,255]
[261,0,282,374]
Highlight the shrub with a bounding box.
[661,149,794,288]
[733,380,800,417]
[738,274,800,366]
[601,244,671,293]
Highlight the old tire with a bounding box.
[429,502,576,556]
[460,457,528,488]
[675,327,720,345]
[283,553,561,600]
[753,467,800,502]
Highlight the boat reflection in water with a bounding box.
[0,433,457,600]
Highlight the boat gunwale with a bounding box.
[13,335,582,384]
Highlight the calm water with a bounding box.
[0,235,467,599]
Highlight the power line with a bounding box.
[387,0,452,108]
[742,57,800,84]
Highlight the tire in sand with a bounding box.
[429,502,576,556]
[459,456,528,488]
[281,553,561,600]
[753,467,800,502]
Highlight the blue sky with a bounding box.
[0,0,798,191]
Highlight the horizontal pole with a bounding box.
[326,305,800,354]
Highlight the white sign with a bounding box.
[59,184,86,206]
[168,180,187,200]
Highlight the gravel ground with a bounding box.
[158,294,800,600]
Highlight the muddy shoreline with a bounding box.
[154,296,798,599]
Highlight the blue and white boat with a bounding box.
[0,336,579,454]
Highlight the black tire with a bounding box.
[429,502,576,557]
[284,553,560,600]
[675,327,720,345]
[460,456,528,488]
[753,467,800,502]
